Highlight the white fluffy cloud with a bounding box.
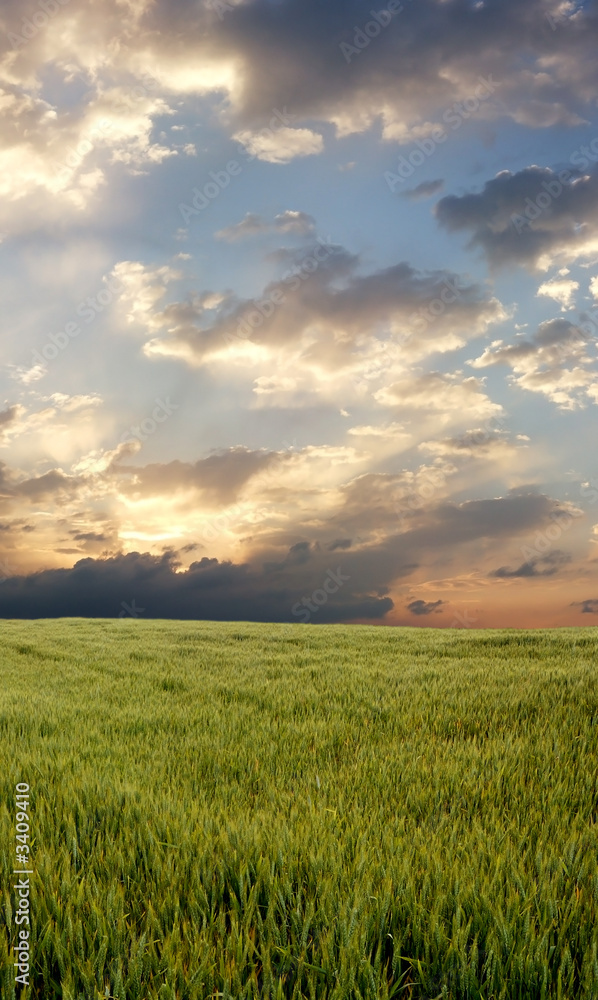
[537,276,579,311]
[470,318,598,409]
[233,126,324,163]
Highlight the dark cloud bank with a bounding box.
[0,492,578,620]
[0,551,394,622]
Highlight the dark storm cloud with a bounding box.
[397,493,573,552]
[0,550,394,623]
[335,479,568,546]
[3,0,590,156]
[0,489,579,620]
[491,550,572,578]
[407,599,444,616]
[436,167,598,269]
[328,538,352,551]
[570,598,598,613]
[254,489,579,600]
[146,0,598,134]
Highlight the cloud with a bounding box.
[470,318,589,370]
[215,210,316,241]
[215,212,266,241]
[510,366,598,409]
[406,598,444,615]
[347,422,409,441]
[375,372,503,423]
[0,396,105,468]
[571,598,598,613]
[0,0,595,237]
[274,210,317,235]
[537,277,579,310]
[435,167,598,271]
[151,0,598,141]
[0,74,179,233]
[1,0,597,626]
[491,550,572,578]
[0,406,20,429]
[0,486,582,621]
[233,126,323,163]
[328,538,352,551]
[402,179,445,201]
[419,426,526,459]
[0,0,595,240]
[113,249,505,387]
[110,260,182,332]
[112,447,280,506]
[15,469,83,501]
[469,317,598,409]
[0,405,23,440]
[0,549,394,623]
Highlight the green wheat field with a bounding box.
[1,619,597,1000]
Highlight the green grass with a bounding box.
[1,619,597,1000]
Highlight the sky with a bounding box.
[1,0,598,626]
